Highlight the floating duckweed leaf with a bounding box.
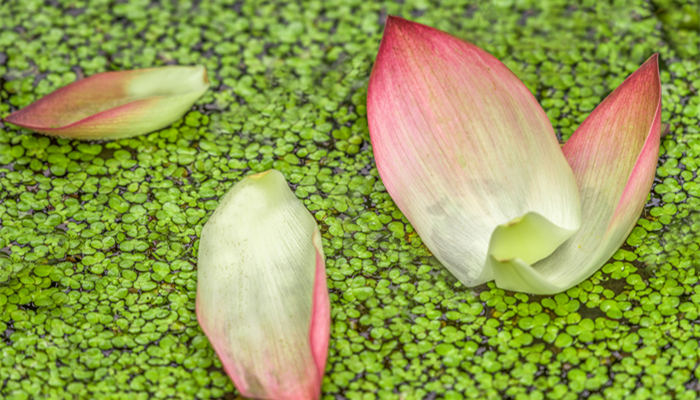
[4,65,209,140]
[196,170,330,400]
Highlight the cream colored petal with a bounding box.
[196,170,330,399]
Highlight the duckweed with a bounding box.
[0,0,698,399]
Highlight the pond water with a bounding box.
[0,0,698,398]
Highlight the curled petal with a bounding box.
[368,16,581,285]
[488,212,578,265]
[492,55,662,294]
[4,66,208,140]
[196,170,330,400]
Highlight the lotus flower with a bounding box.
[196,170,330,400]
[368,17,661,294]
[4,66,209,140]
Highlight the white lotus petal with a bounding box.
[196,170,330,399]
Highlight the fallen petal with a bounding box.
[4,66,208,140]
[196,170,330,400]
[368,16,581,285]
[492,55,662,294]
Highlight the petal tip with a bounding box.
[380,15,441,43]
[648,52,659,64]
[3,113,19,127]
[632,54,661,90]
[249,169,274,180]
[384,15,410,29]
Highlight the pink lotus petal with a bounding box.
[4,66,208,140]
[368,16,581,286]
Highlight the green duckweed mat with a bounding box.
[1,0,699,399]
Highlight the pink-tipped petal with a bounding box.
[368,16,581,285]
[4,66,208,140]
[196,170,330,399]
[492,55,662,294]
